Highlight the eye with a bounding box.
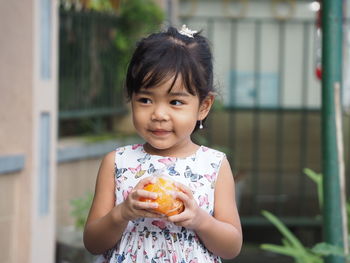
[170,100,183,106]
[138,97,152,104]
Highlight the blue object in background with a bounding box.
[39,113,51,216]
[40,0,52,80]
[229,70,279,108]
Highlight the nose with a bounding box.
[151,104,169,122]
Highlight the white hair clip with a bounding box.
[179,24,197,38]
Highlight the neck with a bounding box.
[143,142,200,158]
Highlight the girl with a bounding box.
[84,25,242,263]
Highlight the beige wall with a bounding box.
[0,175,19,263]
[0,1,34,262]
[0,0,58,262]
[57,158,101,226]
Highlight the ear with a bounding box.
[198,93,215,120]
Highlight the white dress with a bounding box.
[95,144,225,263]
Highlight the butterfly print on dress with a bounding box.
[184,166,202,182]
[108,145,224,263]
[116,168,127,178]
[132,144,143,150]
[167,165,180,176]
[129,164,146,178]
[137,154,151,164]
[147,163,165,176]
[158,157,177,167]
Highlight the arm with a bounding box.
[168,157,242,259]
[196,157,242,258]
[83,151,128,254]
[83,151,160,255]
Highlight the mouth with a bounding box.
[150,129,172,136]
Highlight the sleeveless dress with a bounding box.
[95,144,225,263]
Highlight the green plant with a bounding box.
[59,0,164,137]
[70,192,93,230]
[304,168,323,210]
[113,0,164,84]
[89,0,114,11]
[261,210,323,263]
[260,169,348,262]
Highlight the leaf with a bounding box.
[304,168,323,209]
[261,210,326,263]
[262,210,305,250]
[70,192,93,230]
[260,244,299,257]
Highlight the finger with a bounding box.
[136,189,158,199]
[167,213,190,226]
[134,200,159,210]
[171,190,190,205]
[173,182,193,197]
[135,176,156,189]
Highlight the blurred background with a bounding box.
[1,0,350,262]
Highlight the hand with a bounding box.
[166,182,208,230]
[119,177,160,221]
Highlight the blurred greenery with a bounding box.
[112,0,164,84]
[82,131,139,143]
[59,0,164,137]
[70,192,94,231]
[85,0,165,85]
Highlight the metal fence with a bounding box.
[59,9,126,135]
[181,15,350,225]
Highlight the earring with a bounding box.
[199,120,203,129]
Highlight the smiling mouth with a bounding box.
[150,129,172,136]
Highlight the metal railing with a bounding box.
[181,16,350,225]
[58,9,126,135]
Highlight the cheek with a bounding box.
[175,113,198,129]
[132,107,153,131]
[132,111,144,126]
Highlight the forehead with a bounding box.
[139,73,195,95]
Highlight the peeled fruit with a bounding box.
[140,177,184,216]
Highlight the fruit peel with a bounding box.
[140,176,184,216]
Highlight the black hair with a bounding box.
[125,26,214,103]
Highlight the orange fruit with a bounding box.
[140,177,184,216]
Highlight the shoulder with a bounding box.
[215,157,234,196]
[114,144,144,156]
[99,143,138,171]
[102,150,116,164]
[199,145,226,158]
[197,145,226,170]
[218,157,232,176]
[99,151,116,176]
[111,144,146,168]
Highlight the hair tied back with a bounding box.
[178,24,197,38]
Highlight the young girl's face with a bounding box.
[131,75,210,156]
